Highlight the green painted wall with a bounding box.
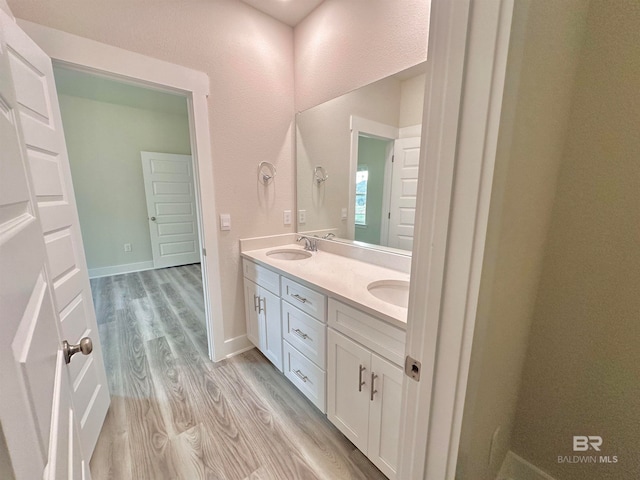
[355,136,389,245]
[58,93,191,271]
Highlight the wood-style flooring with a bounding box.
[89,265,387,480]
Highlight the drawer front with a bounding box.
[243,259,280,296]
[281,276,326,322]
[328,298,406,366]
[282,302,326,368]
[283,341,326,413]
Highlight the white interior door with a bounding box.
[1,10,110,461]
[387,137,421,250]
[141,151,201,269]
[0,12,86,479]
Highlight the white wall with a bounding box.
[8,0,296,343]
[399,74,426,128]
[294,0,430,111]
[511,2,640,478]
[58,93,191,272]
[456,0,590,478]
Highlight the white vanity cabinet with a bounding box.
[327,299,405,480]
[243,261,283,371]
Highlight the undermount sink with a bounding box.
[266,248,312,260]
[367,279,410,308]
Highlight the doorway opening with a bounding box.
[53,65,209,355]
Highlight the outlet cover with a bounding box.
[298,210,306,225]
[124,243,132,252]
[283,210,292,225]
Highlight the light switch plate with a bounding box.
[298,210,306,225]
[220,213,231,231]
[341,208,347,220]
[283,210,292,226]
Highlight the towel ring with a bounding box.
[314,166,328,185]
[258,161,276,185]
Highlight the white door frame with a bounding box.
[19,20,227,362]
[348,115,398,240]
[398,0,515,478]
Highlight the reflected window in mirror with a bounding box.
[355,168,369,226]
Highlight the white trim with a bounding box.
[348,116,398,239]
[398,0,515,478]
[497,451,557,480]
[88,261,155,279]
[223,335,254,358]
[18,20,227,362]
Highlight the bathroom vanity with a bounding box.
[240,237,409,479]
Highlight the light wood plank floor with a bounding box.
[90,265,387,480]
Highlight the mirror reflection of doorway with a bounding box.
[354,133,421,250]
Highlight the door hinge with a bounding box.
[202,248,207,256]
[405,355,421,381]
[388,212,391,219]
[392,155,395,163]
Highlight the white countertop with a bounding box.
[241,244,409,329]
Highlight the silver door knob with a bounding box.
[150,216,156,221]
[63,337,93,365]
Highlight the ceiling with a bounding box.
[240,0,324,27]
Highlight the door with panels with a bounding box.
[0,9,110,460]
[141,151,200,268]
[0,11,91,479]
[387,136,421,250]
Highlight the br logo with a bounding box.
[573,436,603,452]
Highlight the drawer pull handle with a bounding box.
[294,369,309,383]
[358,365,366,392]
[292,328,309,340]
[292,293,308,304]
[370,373,378,401]
[253,294,259,312]
[258,297,265,314]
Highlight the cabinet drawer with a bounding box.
[328,298,406,366]
[243,259,280,296]
[281,276,326,321]
[283,341,326,413]
[282,302,326,368]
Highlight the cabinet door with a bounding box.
[244,278,261,348]
[327,329,371,453]
[368,353,404,479]
[260,287,283,372]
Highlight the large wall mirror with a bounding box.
[296,62,426,254]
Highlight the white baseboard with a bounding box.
[497,451,556,480]
[223,334,254,359]
[88,260,154,279]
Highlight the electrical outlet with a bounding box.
[124,243,132,252]
[341,207,347,220]
[298,210,306,225]
[283,210,292,226]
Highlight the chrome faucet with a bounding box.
[296,235,317,252]
[322,233,336,240]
